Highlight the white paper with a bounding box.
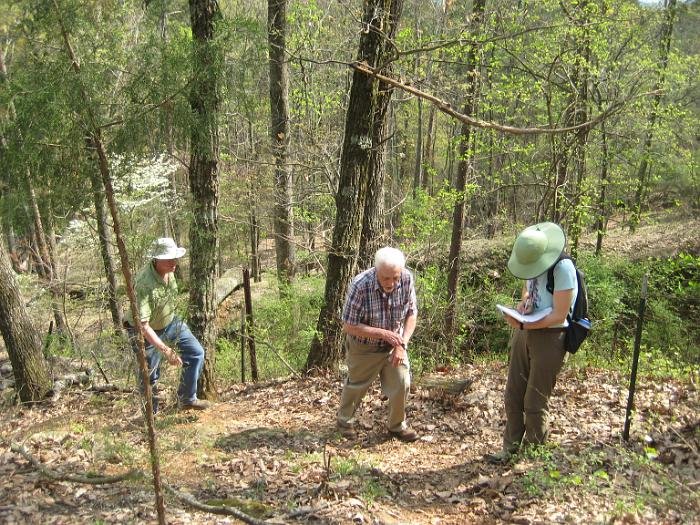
[497,304,552,323]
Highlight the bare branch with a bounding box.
[350,62,650,136]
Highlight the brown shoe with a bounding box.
[179,399,211,411]
[337,424,357,439]
[389,427,419,443]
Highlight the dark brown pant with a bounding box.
[503,328,567,451]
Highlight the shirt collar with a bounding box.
[149,261,168,285]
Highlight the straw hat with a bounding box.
[507,222,565,279]
[149,237,186,260]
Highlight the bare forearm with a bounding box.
[344,322,388,341]
[402,314,417,344]
[142,323,167,351]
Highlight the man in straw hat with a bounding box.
[124,237,210,413]
[486,222,578,463]
[336,246,419,442]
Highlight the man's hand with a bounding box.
[389,345,407,367]
[381,329,403,348]
[162,346,183,367]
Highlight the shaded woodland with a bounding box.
[0,0,698,523]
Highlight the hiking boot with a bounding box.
[337,424,357,439]
[389,427,419,443]
[179,399,211,411]
[484,449,513,465]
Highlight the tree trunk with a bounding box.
[565,1,592,260]
[305,0,404,372]
[444,0,486,354]
[595,105,609,256]
[423,105,436,192]
[630,0,677,232]
[188,0,222,400]
[413,96,423,196]
[3,221,21,273]
[0,239,52,402]
[50,3,167,520]
[26,176,69,338]
[268,0,295,290]
[359,43,396,270]
[87,146,123,330]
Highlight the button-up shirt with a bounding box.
[342,267,418,344]
[124,261,179,330]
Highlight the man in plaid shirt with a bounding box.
[336,247,419,442]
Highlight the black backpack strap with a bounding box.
[546,253,571,294]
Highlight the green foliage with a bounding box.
[513,442,697,522]
[216,275,325,381]
[409,248,698,379]
[396,186,463,250]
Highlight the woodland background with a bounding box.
[0,0,698,523]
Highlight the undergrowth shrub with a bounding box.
[216,275,324,381]
[212,250,698,383]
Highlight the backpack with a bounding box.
[546,254,591,354]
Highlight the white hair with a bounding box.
[374,246,406,269]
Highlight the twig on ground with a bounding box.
[283,501,331,520]
[163,483,266,525]
[10,443,142,484]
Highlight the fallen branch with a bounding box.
[163,483,266,525]
[89,384,133,393]
[10,443,142,485]
[48,371,93,403]
[283,501,331,520]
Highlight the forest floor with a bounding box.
[0,212,699,524]
[0,362,698,524]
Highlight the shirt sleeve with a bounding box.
[136,282,153,323]
[406,270,418,317]
[341,279,364,325]
[553,259,576,291]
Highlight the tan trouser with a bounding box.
[337,337,410,433]
[503,328,567,451]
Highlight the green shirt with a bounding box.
[124,262,178,330]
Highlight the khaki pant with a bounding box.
[337,337,410,433]
[503,328,567,451]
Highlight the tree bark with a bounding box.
[87,145,123,330]
[0,239,52,402]
[26,176,69,338]
[444,0,486,354]
[188,0,221,400]
[305,0,404,371]
[268,0,295,290]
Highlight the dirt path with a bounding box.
[1,361,697,524]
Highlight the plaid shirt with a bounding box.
[342,267,418,344]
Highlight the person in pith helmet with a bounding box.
[486,222,578,463]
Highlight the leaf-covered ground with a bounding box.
[1,358,697,524]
